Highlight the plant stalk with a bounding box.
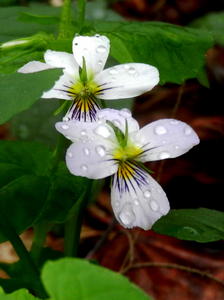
[30,223,51,264]
[0,211,48,298]
[64,180,92,257]
[77,0,86,33]
[58,0,73,39]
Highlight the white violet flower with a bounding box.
[18,34,159,122]
[55,108,200,230]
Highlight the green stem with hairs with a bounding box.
[77,0,86,33]
[58,0,73,39]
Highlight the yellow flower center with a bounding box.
[113,142,142,161]
[68,78,100,99]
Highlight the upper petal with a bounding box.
[65,139,118,179]
[72,34,110,75]
[132,119,200,162]
[44,50,79,76]
[97,108,139,133]
[95,63,159,99]
[111,165,170,230]
[42,72,73,100]
[18,61,53,73]
[55,120,100,142]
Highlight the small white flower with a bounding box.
[55,108,200,230]
[18,34,159,122]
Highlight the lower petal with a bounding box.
[111,163,170,230]
[63,96,101,122]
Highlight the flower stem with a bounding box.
[30,223,51,264]
[58,0,73,39]
[0,210,48,298]
[64,180,92,257]
[77,0,86,33]
[120,262,224,286]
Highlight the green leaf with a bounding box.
[34,162,87,224]
[0,141,52,243]
[0,4,60,42]
[0,69,62,125]
[10,99,60,146]
[191,12,224,46]
[0,288,38,300]
[0,258,152,299]
[18,12,59,25]
[92,21,213,84]
[0,175,50,243]
[152,208,224,243]
[42,258,152,300]
[0,141,88,242]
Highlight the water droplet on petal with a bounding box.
[80,130,87,136]
[119,205,135,226]
[184,127,192,135]
[154,125,167,135]
[63,117,69,122]
[150,200,159,211]
[95,34,100,37]
[120,108,131,117]
[61,124,69,130]
[67,152,73,158]
[83,147,90,156]
[96,45,107,53]
[123,64,130,70]
[128,67,136,75]
[175,145,180,150]
[159,152,170,159]
[81,164,88,172]
[115,201,120,208]
[98,60,103,66]
[95,125,111,138]
[109,68,118,75]
[134,199,139,206]
[96,145,106,157]
[144,190,151,199]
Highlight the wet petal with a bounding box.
[95,63,159,99]
[56,118,118,144]
[72,34,110,75]
[55,120,100,142]
[44,50,79,76]
[97,108,139,133]
[65,139,118,179]
[111,164,170,230]
[18,61,53,73]
[42,72,73,100]
[133,119,200,162]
